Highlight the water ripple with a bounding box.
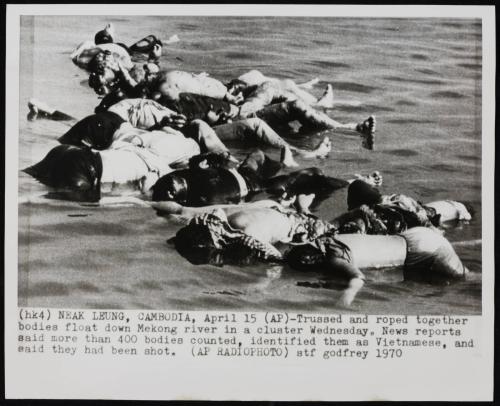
[332,81,378,93]
[431,90,466,99]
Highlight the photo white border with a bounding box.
[4,4,495,401]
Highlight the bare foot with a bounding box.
[27,99,38,121]
[316,84,335,108]
[28,98,56,121]
[312,136,331,158]
[280,146,299,168]
[356,115,376,150]
[279,193,297,208]
[299,77,319,90]
[104,23,115,38]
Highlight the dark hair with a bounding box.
[188,152,234,170]
[225,78,247,90]
[173,224,221,265]
[225,79,257,98]
[88,72,102,89]
[151,174,188,203]
[23,145,102,202]
[88,50,112,74]
[172,224,262,266]
[94,30,113,45]
[347,180,382,210]
[58,112,125,150]
[285,244,325,272]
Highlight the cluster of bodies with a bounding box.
[24,24,473,306]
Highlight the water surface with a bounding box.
[18,16,482,314]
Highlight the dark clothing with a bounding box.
[159,93,232,122]
[58,111,125,150]
[347,179,383,210]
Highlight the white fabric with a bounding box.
[402,227,466,276]
[109,99,176,129]
[228,168,249,198]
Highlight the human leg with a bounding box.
[402,227,468,278]
[182,119,230,155]
[129,35,161,54]
[108,98,185,129]
[285,233,364,306]
[159,71,229,101]
[151,199,281,219]
[215,118,331,164]
[298,78,320,90]
[281,79,318,105]
[28,99,77,122]
[258,100,376,150]
[425,200,472,222]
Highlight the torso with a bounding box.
[227,208,293,244]
[173,168,244,206]
[111,127,201,167]
[159,71,228,100]
[164,93,232,121]
[100,149,149,185]
[72,41,133,70]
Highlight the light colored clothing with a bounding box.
[158,71,228,100]
[71,41,133,70]
[109,98,176,129]
[101,126,200,185]
[336,233,407,269]
[401,227,466,277]
[239,81,288,117]
[381,194,430,225]
[100,147,156,184]
[111,123,200,164]
[336,227,466,276]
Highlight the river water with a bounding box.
[18,16,482,314]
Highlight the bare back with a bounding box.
[227,208,292,244]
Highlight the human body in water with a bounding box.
[169,196,469,307]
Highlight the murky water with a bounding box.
[18,16,482,314]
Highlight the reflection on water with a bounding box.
[18,16,482,314]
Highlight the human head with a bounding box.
[285,244,325,271]
[173,222,222,265]
[347,179,382,210]
[143,63,160,83]
[89,71,117,96]
[94,29,114,45]
[151,173,188,203]
[88,51,120,95]
[226,79,248,96]
[23,145,102,202]
[172,217,263,266]
[58,111,125,150]
[188,152,238,170]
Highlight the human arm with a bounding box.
[147,43,162,65]
[116,60,138,88]
[347,171,383,186]
[324,254,365,307]
[151,199,281,217]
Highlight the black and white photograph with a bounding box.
[5,4,495,402]
[16,10,485,314]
